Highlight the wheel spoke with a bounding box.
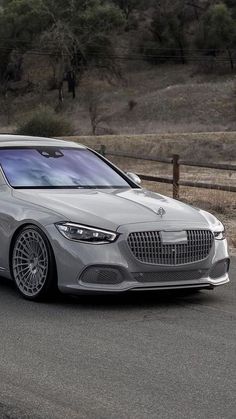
[13,229,49,297]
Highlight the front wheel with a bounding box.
[12,225,57,301]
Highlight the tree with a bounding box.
[0,0,50,78]
[224,0,236,12]
[195,3,236,70]
[185,1,206,21]
[39,1,124,101]
[0,0,124,98]
[144,0,190,64]
[111,0,145,20]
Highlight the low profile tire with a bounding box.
[12,225,57,301]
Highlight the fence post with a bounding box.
[99,144,106,157]
[172,154,180,199]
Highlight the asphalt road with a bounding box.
[0,259,235,419]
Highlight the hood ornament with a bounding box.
[156,207,166,218]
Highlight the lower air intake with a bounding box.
[80,267,123,285]
[133,270,208,283]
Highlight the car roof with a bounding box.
[0,135,86,149]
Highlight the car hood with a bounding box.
[14,188,212,231]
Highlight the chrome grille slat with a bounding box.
[127,230,213,265]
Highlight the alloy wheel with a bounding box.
[12,228,49,298]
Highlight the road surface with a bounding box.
[0,258,235,419]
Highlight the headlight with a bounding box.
[213,221,226,240]
[55,222,118,244]
[199,211,226,240]
[214,230,226,240]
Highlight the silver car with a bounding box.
[0,135,230,300]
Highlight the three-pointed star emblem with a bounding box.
[156,207,166,217]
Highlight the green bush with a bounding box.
[16,106,73,137]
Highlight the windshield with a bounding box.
[0,147,131,189]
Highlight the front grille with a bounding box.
[127,230,213,265]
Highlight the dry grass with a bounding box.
[2,63,236,135]
[72,65,236,134]
[65,131,236,162]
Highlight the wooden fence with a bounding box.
[98,145,236,199]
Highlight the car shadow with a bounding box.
[0,275,222,312]
[61,288,220,310]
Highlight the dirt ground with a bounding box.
[2,63,236,135]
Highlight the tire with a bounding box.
[11,225,57,301]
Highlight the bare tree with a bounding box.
[85,87,108,135]
[89,96,103,135]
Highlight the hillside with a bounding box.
[1,63,236,136]
[74,64,236,135]
[1,1,236,135]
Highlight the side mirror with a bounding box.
[126,172,141,185]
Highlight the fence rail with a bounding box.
[98,146,236,198]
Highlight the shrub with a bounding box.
[128,99,137,111]
[16,106,73,137]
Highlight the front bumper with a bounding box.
[46,222,230,295]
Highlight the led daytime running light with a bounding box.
[56,222,118,244]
